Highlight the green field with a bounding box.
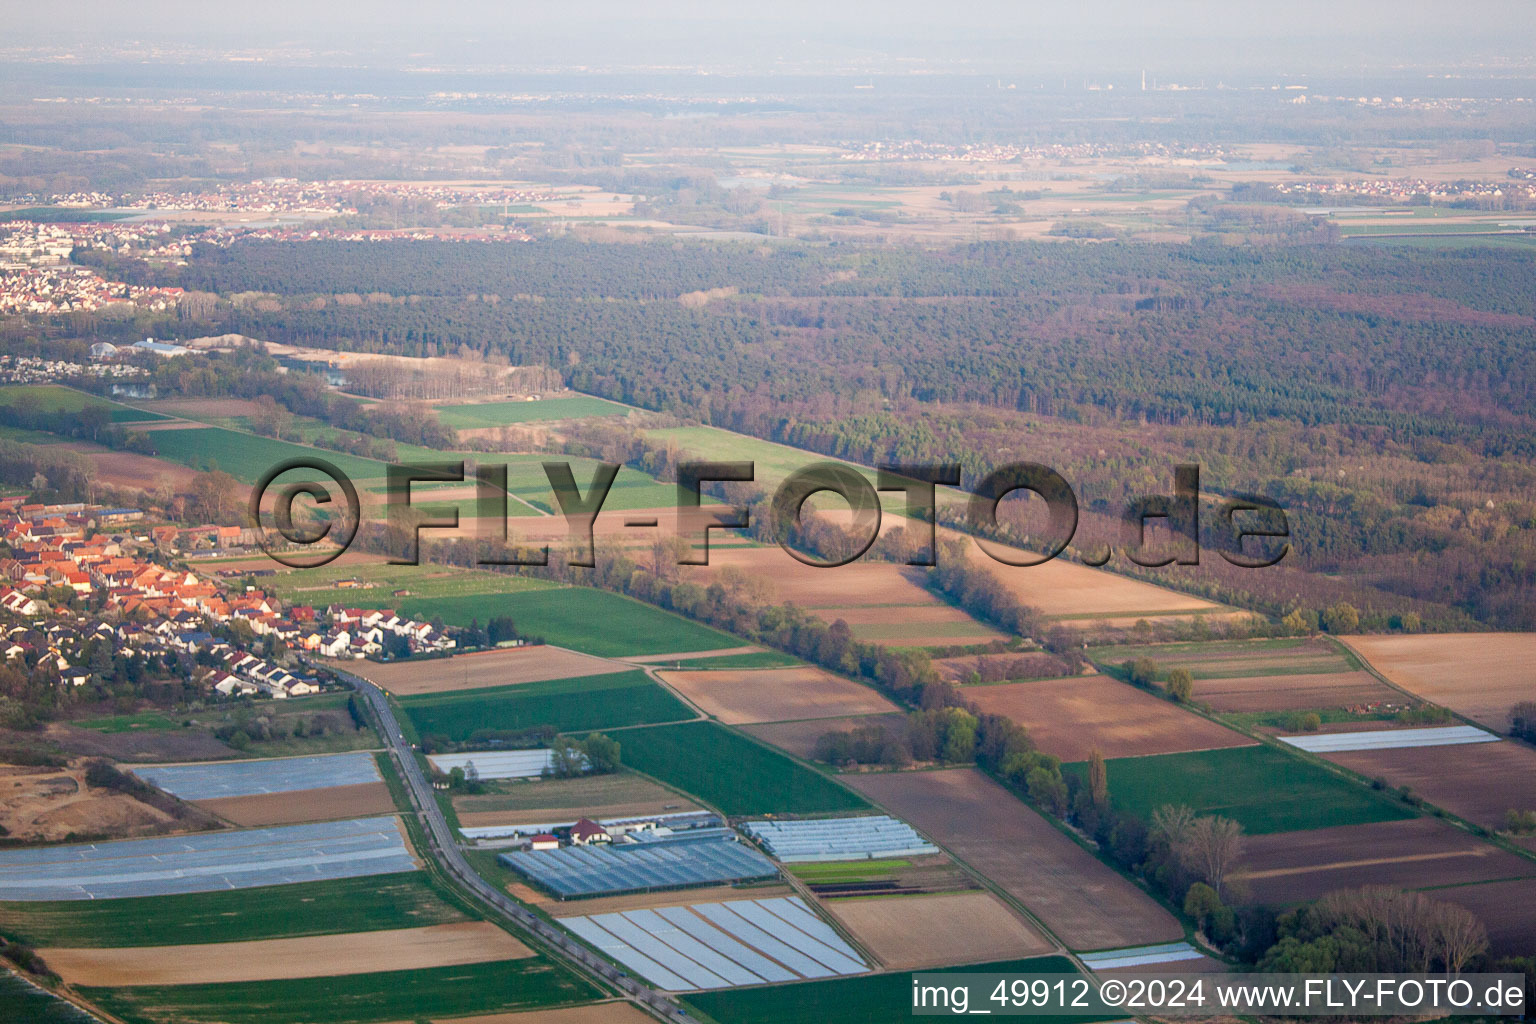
[396,587,740,659]
[145,426,390,483]
[682,956,1104,1024]
[1063,745,1416,835]
[266,562,558,602]
[0,873,469,948]
[80,958,603,1024]
[0,384,167,422]
[71,711,179,733]
[618,721,869,816]
[787,859,911,883]
[643,424,875,491]
[400,670,690,740]
[0,972,99,1024]
[0,208,134,223]
[665,650,803,670]
[434,395,628,428]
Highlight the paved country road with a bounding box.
[318,660,692,1023]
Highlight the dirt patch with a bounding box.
[1426,878,1536,957]
[137,397,268,419]
[846,768,1184,951]
[339,646,628,696]
[1233,818,1536,904]
[657,666,898,725]
[742,714,909,762]
[54,443,203,495]
[195,781,396,826]
[966,676,1254,762]
[825,890,1055,968]
[1193,672,1402,713]
[0,761,179,842]
[43,922,532,987]
[42,723,237,763]
[1323,741,1536,829]
[1342,634,1536,732]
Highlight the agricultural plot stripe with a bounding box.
[725,900,867,975]
[131,752,381,800]
[758,897,863,961]
[1278,725,1498,753]
[653,906,798,984]
[588,912,730,990]
[1080,943,1203,969]
[691,903,838,980]
[620,909,767,987]
[0,817,412,901]
[425,750,557,779]
[560,917,695,992]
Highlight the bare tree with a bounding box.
[1429,902,1488,973]
[1186,815,1245,898]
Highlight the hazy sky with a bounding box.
[11,1,1536,72]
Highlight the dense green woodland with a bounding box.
[38,238,1536,626]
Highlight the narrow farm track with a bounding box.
[326,661,686,1024]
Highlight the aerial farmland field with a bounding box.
[78,957,605,1024]
[847,768,1184,950]
[1063,745,1417,834]
[1341,633,1536,732]
[435,395,629,428]
[396,587,741,659]
[964,674,1255,761]
[1321,739,1536,829]
[616,721,871,816]
[657,666,900,724]
[344,644,628,696]
[1232,817,1536,904]
[399,670,691,740]
[0,872,472,948]
[681,954,1105,1024]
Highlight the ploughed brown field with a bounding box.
[965,675,1255,761]
[1192,670,1403,713]
[940,525,1232,621]
[846,768,1184,951]
[657,666,899,724]
[337,645,628,696]
[42,922,533,986]
[824,890,1055,968]
[1232,818,1536,904]
[194,781,397,827]
[1322,741,1536,830]
[1342,633,1536,732]
[1425,878,1536,957]
[741,713,910,762]
[678,546,1005,646]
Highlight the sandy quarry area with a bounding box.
[0,761,175,842]
[42,922,532,987]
